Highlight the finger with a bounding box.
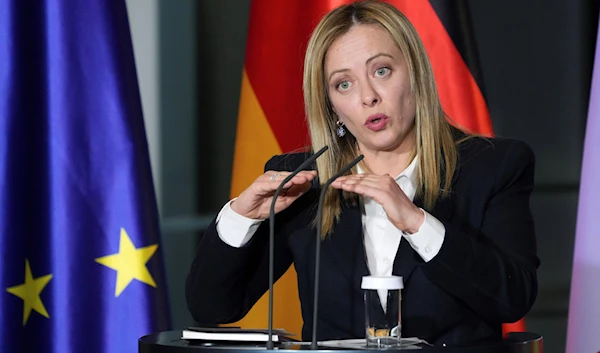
[334,173,370,182]
[333,181,379,194]
[276,173,316,189]
[264,171,285,182]
[270,186,310,211]
[331,174,362,188]
[332,176,390,190]
[332,175,382,187]
[276,173,316,197]
[332,181,394,202]
[284,180,312,195]
[254,171,316,195]
[279,177,315,193]
[335,174,390,183]
[264,170,317,183]
[335,178,383,187]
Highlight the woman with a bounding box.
[186,0,538,346]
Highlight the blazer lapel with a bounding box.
[392,228,420,284]
[321,199,370,288]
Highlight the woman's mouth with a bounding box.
[365,114,389,131]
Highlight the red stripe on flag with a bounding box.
[387,0,493,136]
[244,1,334,153]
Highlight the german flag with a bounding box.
[230,0,522,337]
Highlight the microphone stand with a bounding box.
[266,145,329,349]
[311,154,364,349]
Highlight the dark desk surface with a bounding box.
[139,331,543,353]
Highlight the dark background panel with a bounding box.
[159,0,199,218]
[195,1,251,212]
[469,0,598,185]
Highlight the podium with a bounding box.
[139,331,543,353]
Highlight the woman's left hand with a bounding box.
[331,174,424,233]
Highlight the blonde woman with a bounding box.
[186,0,538,346]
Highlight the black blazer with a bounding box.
[186,136,539,346]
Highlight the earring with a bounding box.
[336,120,346,138]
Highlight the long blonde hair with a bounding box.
[303,0,459,236]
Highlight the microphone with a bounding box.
[311,154,364,349]
[266,145,329,349]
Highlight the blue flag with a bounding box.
[0,1,171,352]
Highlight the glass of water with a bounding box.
[361,276,403,348]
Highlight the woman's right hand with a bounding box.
[230,170,318,220]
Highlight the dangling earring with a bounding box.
[336,120,346,138]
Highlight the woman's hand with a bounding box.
[231,170,318,220]
[331,174,424,233]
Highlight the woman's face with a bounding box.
[325,24,416,155]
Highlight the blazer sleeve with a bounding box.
[421,140,539,324]
[184,155,304,325]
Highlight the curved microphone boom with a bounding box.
[266,145,329,349]
[311,154,364,349]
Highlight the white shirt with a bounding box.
[358,158,445,308]
[214,157,446,307]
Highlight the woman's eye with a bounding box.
[375,67,390,76]
[337,81,351,91]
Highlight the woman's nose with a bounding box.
[361,82,380,107]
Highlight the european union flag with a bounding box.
[0,1,171,352]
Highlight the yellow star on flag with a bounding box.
[6,259,53,326]
[95,228,158,297]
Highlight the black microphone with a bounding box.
[266,145,329,349]
[311,154,364,349]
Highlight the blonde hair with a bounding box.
[303,0,459,236]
